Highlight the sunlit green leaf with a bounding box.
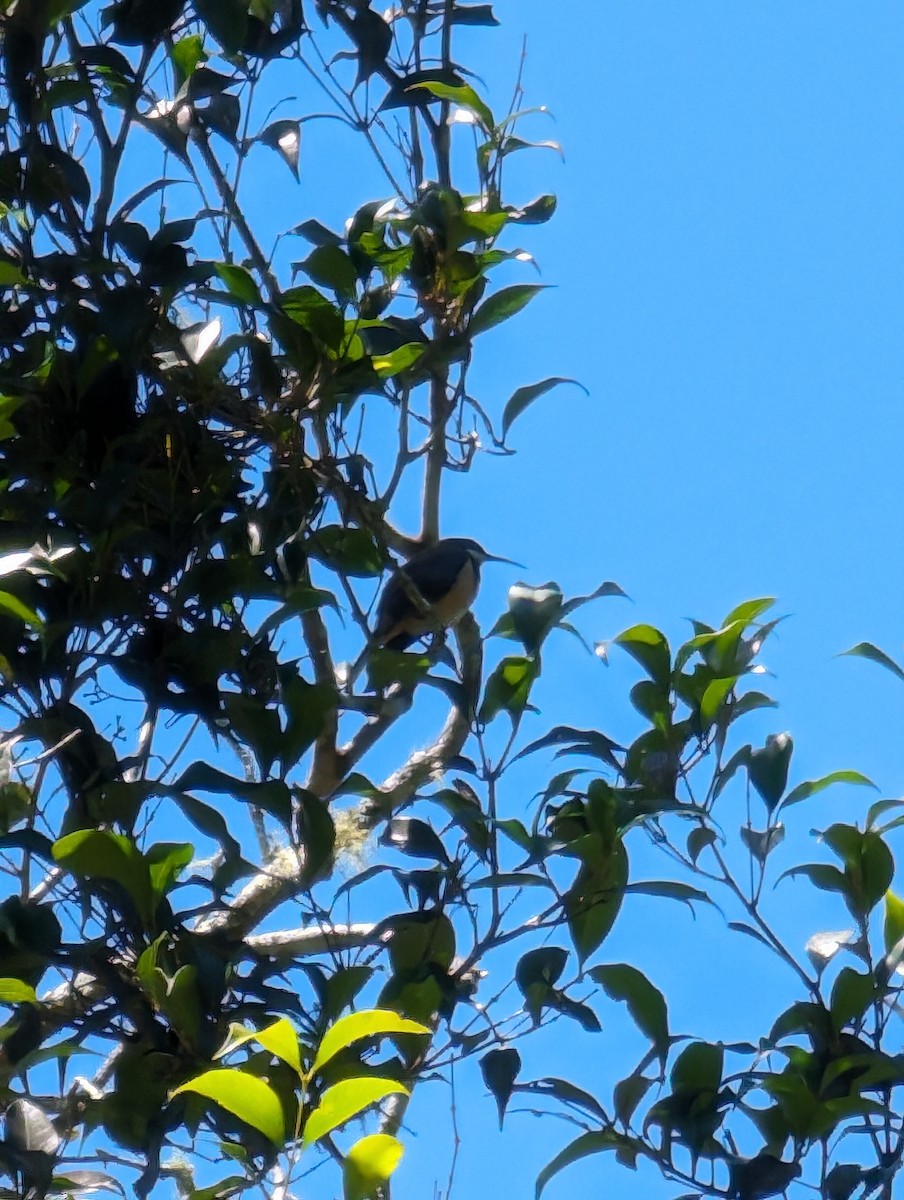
[171,1069,284,1144]
[0,978,37,1004]
[311,1010,429,1076]
[343,1133,404,1200]
[304,1077,408,1146]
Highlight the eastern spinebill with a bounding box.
[374,536,520,651]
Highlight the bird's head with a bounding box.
[449,537,523,568]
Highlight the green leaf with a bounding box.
[293,218,342,246]
[279,285,344,349]
[507,194,558,224]
[514,726,623,771]
[884,890,904,960]
[170,33,207,85]
[450,3,499,25]
[536,1130,639,1199]
[372,342,425,378]
[349,6,392,85]
[470,872,553,890]
[518,1077,608,1122]
[748,733,793,812]
[506,583,563,654]
[590,964,668,1057]
[501,377,587,441]
[53,830,154,926]
[0,590,43,631]
[0,262,25,287]
[171,1069,284,1144]
[311,1010,430,1076]
[479,655,539,723]
[294,788,336,885]
[0,782,32,834]
[216,1017,302,1076]
[841,641,904,684]
[174,763,293,829]
[819,823,894,915]
[301,244,358,299]
[613,1073,654,1127]
[382,817,449,863]
[0,978,37,1004]
[671,1040,723,1093]
[614,625,670,685]
[303,1077,408,1147]
[146,841,193,900]
[259,119,301,180]
[687,826,717,864]
[343,1133,404,1200]
[781,770,876,810]
[565,842,628,964]
[407,80,494,131]
[780,862,850,900]
[700,676,737,726]
[469,284,547,336]
[308,526,389,577]
[623,880,713,908]
[829,967,874,1031]
[723,597,776,626]
[214,263,262,306]
[480,1047,520,1128]
[193,0,247,52]
[740,824,785,864]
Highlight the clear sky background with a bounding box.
[337,3,904,1197]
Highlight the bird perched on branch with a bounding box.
[374,537,520,651]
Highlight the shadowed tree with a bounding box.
[0,5,903,1200]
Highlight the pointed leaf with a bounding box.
[501,377,587,440]
[469,284,547,336]
[303,1077,408,1147]
[311,1010,429,1075]
[259,118,301,177]
[841,642,904,684]
[614,625,670,685]
[214,263,262,306]
[480,1047,520,1128]
[171,1069,284,1144]
[0,978,37,1004]
[590,964,668,1056]
[748,733,793,812]
[781,770,876,810]
[536,1130,638,1199]
[408,80,494,131]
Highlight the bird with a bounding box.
[373,537,520,651]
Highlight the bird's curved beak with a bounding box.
[481,551,525,568]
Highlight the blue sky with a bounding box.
[359,3,904,1196]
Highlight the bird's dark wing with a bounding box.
[375,543,470,641]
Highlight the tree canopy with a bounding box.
[0,4,902,1200]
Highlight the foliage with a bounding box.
[0,3,901,1200]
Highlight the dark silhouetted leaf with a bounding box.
[481,1047,520,1128]
[748,733,793,812]
[841,641,904,684]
